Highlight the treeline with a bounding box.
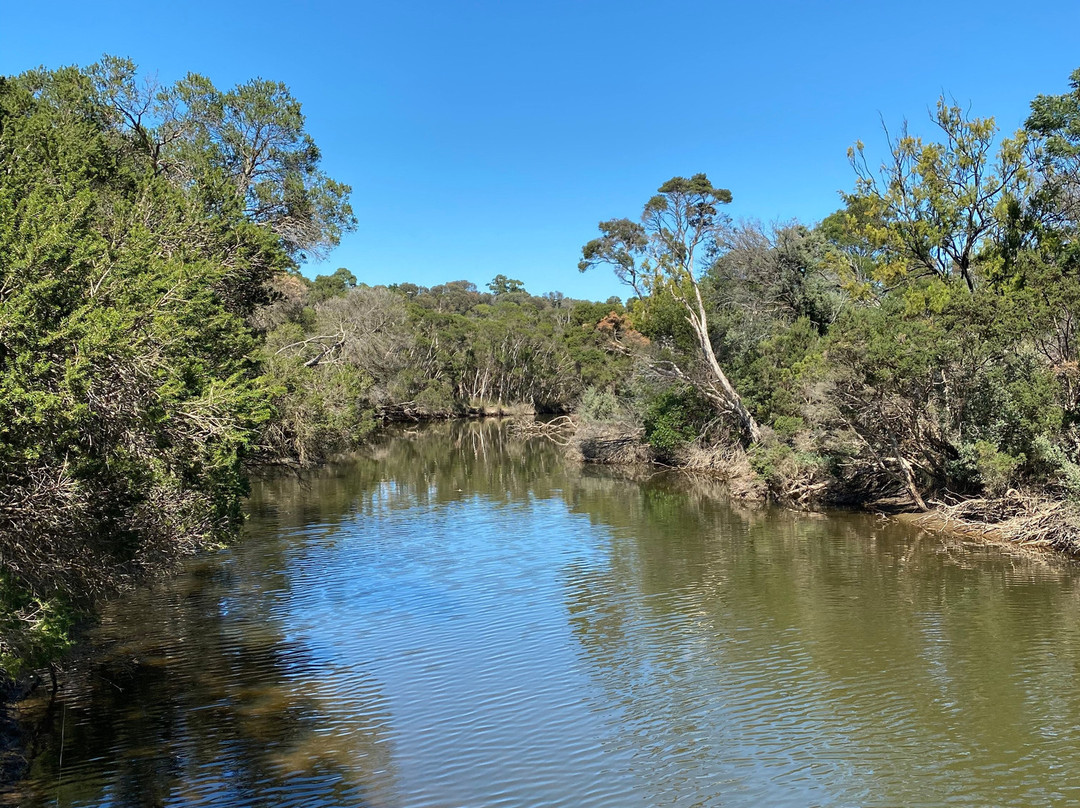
[257,270,634,464]
[578,72,1080,520]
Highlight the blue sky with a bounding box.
[3,0,1078,301]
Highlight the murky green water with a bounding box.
[11,420,1080,806]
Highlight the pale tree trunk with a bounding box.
[685,282,762,445]
[899,457,929,512]
[888,433,928,512]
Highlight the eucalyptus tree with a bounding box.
[579,174,761,443]
[487,274,526,295]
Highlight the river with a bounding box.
[10,420,1080,807]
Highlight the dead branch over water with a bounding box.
[510,415,578,446]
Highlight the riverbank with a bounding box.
[895,493,1080,558]
[565,420,1080,561]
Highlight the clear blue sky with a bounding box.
[3,1,1078,301]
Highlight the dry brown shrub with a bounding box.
[568,423,650,465]
[922,490,1080,555]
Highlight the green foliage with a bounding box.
[486,274,526,295]
[951,441,1025,497]
[846,97,1030,292]
[1030,435,1080,498]
[580,173,733,304]
[309,267,357,303]
[633,285,699,353]
[1026,67,1080,226]
[749,442,829,494]
[961,354,1063,456]
[1027,67,1080,159]
[578,386,622,423]
[708,223,843,335]
[733,317,823,425]
[771,415,805,439]
[258,269,638,457]
[0,59,352,674]
[642,387,713,456]
[101,58,358,260]
[0,575,74,679]
[260,347,376,464]
[414,379,458,413]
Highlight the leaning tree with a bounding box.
[579,174,761,443]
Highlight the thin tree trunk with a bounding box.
[687,284,762,444]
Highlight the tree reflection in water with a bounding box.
[15,494,400,807]
[560,468,1080,806]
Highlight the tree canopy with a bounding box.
[0,58,352,674]
[845,98,1030,292]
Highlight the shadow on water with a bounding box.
[11,419,1080,807]
[10,501,400,807]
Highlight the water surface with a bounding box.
[12,421,1080,806]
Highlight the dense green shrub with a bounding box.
[0,60,349,675]
[578,387,622,423]
[642,387,714,456]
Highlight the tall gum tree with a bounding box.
[579,174,762,444]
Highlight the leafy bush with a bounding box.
[642,387,714,456]
[771,415,806,439]
[578,387,622,423]
[749,441,829,497]
[951,441,1025,497]
[1030,435,1080,498]
[414,380,458,414]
